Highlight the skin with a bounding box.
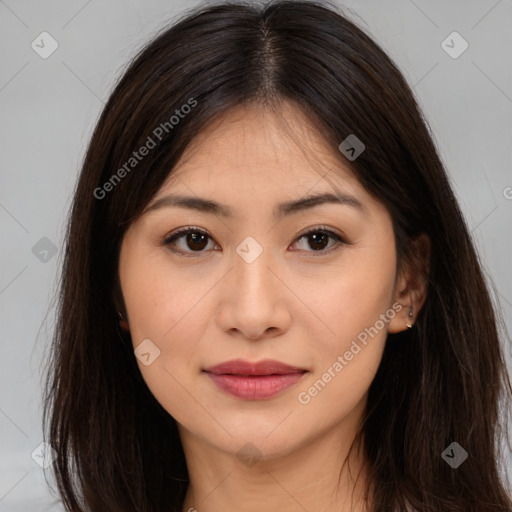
[118,102,430,512]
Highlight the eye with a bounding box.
[290,226,348,256]
[160,225,348,257]
[160,226,218,257]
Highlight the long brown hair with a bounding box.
[41,1,512,510]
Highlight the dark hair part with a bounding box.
[42,0,512,510]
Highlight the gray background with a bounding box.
[1,0,511,510]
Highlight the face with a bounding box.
[118,102,404,463]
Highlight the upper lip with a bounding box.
[203,359,307,376]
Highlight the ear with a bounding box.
[111,273,130,332]
[388,232,431,334]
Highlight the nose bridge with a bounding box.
[232,235,276,302]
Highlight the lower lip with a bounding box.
[204,371,306,400]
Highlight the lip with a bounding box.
[204,358,306,376]
[203,359,308,400]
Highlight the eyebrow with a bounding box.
[144,191,365,219]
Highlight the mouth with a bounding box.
[203,359,308,399]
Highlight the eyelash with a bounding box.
[159,225,349,258]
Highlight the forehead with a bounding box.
[159,101,363,201]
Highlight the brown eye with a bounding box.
[291,228,347,255]
[162,227,217,256]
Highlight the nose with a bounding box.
[215,244,292,341]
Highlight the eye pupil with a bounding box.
[309,232,329,251]
[187,232,208,251]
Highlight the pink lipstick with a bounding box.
[203,359,307,400]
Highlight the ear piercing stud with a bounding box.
[406,306,414,329]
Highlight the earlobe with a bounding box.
[388,233,431,334]
[405,305,414,329]
[388,303,415,334]
[118,311,130,332]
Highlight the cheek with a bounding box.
[296,246,395,408]
[125,272,208,369]
[121,260,209,425]
[298,300,389,419]
[120,245,209,342]
[300,245,395,345]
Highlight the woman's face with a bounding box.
[118,102,407,462]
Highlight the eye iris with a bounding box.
[187,232,208,251]
[309,232,329,251]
